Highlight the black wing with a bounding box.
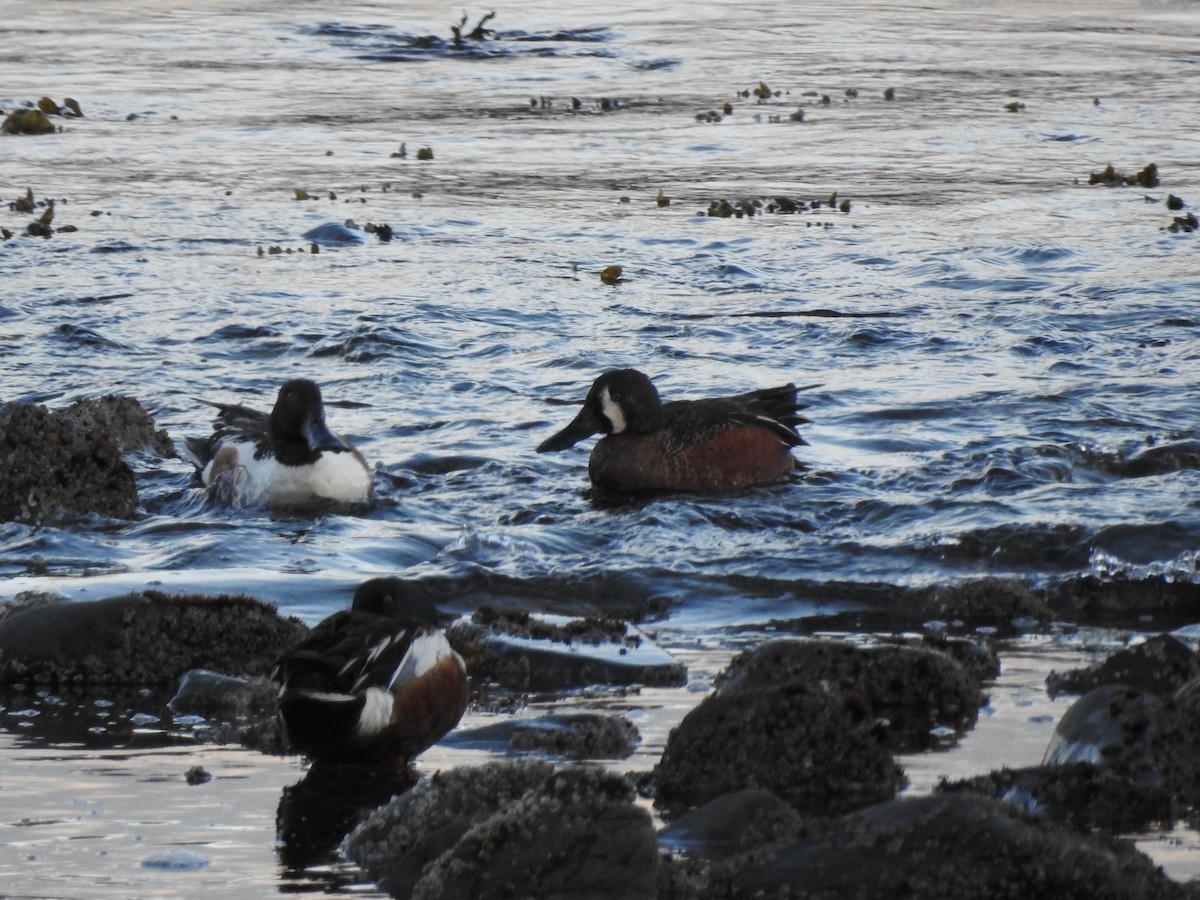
[273,610,421,696]
[664,383,814,449]
[184,399,271,468]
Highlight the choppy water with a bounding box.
[2,0,1200,894]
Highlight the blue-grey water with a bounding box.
[2,0,1200,894]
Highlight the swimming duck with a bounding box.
[186,378,372,506]
[536,369,809,493]
[272,577,468,771]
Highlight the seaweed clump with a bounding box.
[1087,162,1159,188]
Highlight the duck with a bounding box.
[271,577,469,772]
[536,368,810,493]
[185,378,372,506]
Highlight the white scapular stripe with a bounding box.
[356,687,396,737]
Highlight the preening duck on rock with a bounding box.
[271,578,468,773]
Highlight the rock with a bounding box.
[301,221,366,246]
[1047,633,1200,697]
[345,759,556,895]
[937,762,1175,832]
[714,637,985,750]
[652,677,904,820]
[657,789,804,859]
[411,766,657,900]
[444,712,640,759]
[1042,684,1160,772]
[446,606,686,691]
[708,794,1186,900]
[0,591,307,685]
[0,395,173,524]
[346,762,665,898]
[1,109,56,135]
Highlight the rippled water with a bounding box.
[3,0,1200,893]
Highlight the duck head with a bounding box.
[536,369,665,452]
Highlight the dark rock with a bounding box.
[300,221,365,246]
[410,766,657,900]
[185,766,212,785]
[713,637,985,750]
[1047,633,1200,697]
[345,760,658,898]
[1,109,56,134]
[345,759,556,895]
[937,762,1175,832]
[446,605,686,691]
[0,395,173,524]
[444,712,641,759]
[657,789,805,860]
[509,712,639,759]
[652,677,904,820]
[708,794,1186,900]
[1042,684,1160,774]
[0,591,307,685]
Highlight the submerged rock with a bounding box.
[446,605,686,691]
[447,712,640,759]
[0,395,173,524]
[0,591,307,684]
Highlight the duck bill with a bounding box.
[536,405,603,453]
[305,417,351,454]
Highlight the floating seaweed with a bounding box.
[1087,162,1159,188]
[703,193,853,218]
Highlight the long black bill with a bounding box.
[305,416,351,454]
[536,404,604,453]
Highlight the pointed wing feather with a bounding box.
[662,383,815,450]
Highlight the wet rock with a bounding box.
[409,765,656,900]
[1,108,56,135]
[0,591,307,685]
[301,221,366,246]
[713,637,985,750]
[1047,633,1200,697]
[652,676,905,820]
[168,668,284,752]
[1043,684,1160,773]
[348,758,652,897]
[509,712,640,758]
[0,395,173,525]
[937,762,1175,832]
[708,794,1186,900]
[444,712,641,759]
[657,789,805,860]
[446,605,686,691]
[917,575,1051,624]
[1044,575,1200,625]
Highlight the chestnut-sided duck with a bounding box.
[271,577,468,772]
[536,369,810,493]
[186,378,372,506]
